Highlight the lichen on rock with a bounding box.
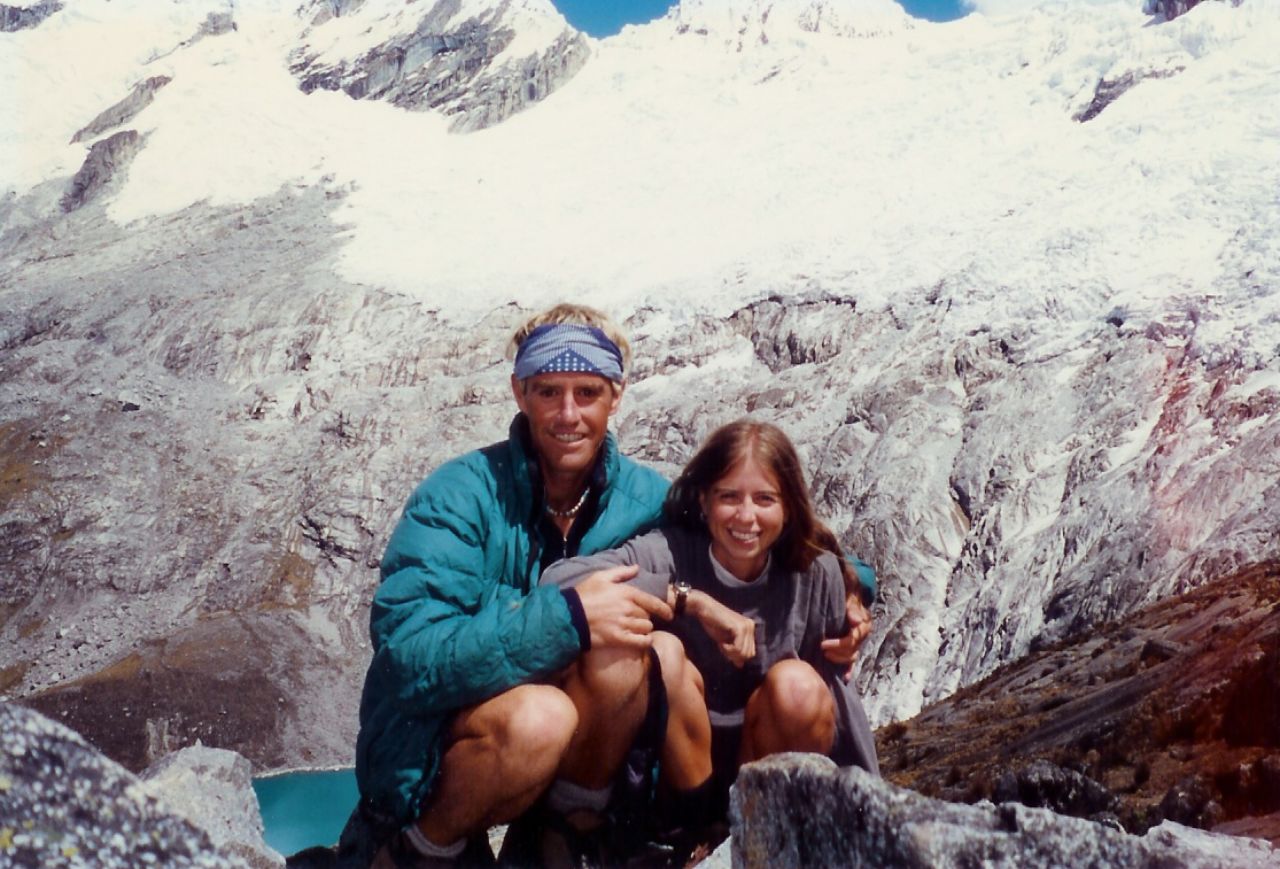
[0,702,280,868]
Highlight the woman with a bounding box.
[539,419,879,838]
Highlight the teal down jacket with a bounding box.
[355,417,669,822]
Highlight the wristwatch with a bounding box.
[672,580,691,616]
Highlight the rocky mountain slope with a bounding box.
[1,0,1278,775]
[879,560,1280,844]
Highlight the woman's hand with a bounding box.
[821,592,873,680]
[688,589,756,668]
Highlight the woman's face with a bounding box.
[700,453,786,582]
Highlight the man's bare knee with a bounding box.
[500,684,578,757]
[461,684,578,765]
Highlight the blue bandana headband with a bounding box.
[513,323,625,382]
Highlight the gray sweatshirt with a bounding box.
[539,526,879,774]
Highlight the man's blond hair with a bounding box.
[507,303,633,382]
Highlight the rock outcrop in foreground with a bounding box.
[0,702,281,869]
[730,754,1279,868]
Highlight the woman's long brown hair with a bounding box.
[664,419,857,593]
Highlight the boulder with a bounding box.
[729,754,1280,868]
[141,745,284,869]
[0,702,273,868]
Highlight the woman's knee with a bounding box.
[652,631,705,700]
[759,659,831,724]
[572,643,650,706]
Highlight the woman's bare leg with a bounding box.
[651,631,713,789]
[739,659,835,764]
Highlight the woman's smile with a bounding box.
[701,455,786,582]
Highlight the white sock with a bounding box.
[402,824,465,859]
[546,779,612,816]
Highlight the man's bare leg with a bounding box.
[739,659,835,764]
[413,683,579,847]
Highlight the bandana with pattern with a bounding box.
[513,323,624,382]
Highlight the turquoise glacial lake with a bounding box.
[253,767,359,857]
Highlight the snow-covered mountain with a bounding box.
[1,0,1277,770]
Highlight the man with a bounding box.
[351,304,677,868]
[348,303,876,868]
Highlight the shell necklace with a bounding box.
[545,487,590,519]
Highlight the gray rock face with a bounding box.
[991,760,1118,823]
[141,745,284,869]
[71,77,173,145]
[1073,68,1182,123]
[60,130,143,213]
[0,1,60,32]
[667,0,912,49]
[290,0,589,132]
[0,701,258,868]
[729,754,1280,868]
[4,172,1280,768]
[197,11,236,39]
[1145,0,1245,22]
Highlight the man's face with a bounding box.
[512,372,622,478]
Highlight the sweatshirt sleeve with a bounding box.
[368,466,582,717]
[539,529,676,600]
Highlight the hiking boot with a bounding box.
[498,808,612,869]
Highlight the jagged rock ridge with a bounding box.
[663,0,913,50]
[60,130,143,212]
[1145,0,1245,20]
[70,76,172,145]
[0,1,60,32]
[289,0,590,131]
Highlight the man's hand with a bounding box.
[689,591,756,668]
[574,564,674,649]
[821,592,873,681]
